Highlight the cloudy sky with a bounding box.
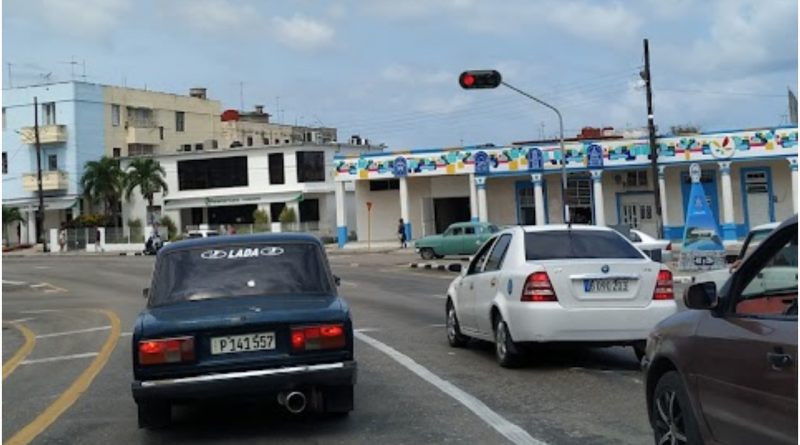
[3,0,797,148]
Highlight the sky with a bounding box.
[3,0,798,149]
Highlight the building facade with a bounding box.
[219,106,337,149]
[333,126,798,244]
[122,143,376,242]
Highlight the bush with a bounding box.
[253,209,270,224]
[278,206,297,224]
[159,215,178,241]
[66,213,115,228]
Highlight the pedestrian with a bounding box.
[94,227,103,253]
[397,218,407,248]
[58,225,67,253]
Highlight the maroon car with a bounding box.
[643,215,797,445]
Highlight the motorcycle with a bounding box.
[143,234,163,255]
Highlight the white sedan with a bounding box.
[445,225,678,367]
[628,229,672,264]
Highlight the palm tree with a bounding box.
[80,157,125,221]
[124,158,168,225]
[2,207,25,247]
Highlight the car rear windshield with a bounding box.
[150,242,333,306]
[525,230,645,260]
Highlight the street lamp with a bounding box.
[459,70,569,223]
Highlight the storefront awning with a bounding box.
[163,192,305,210]
[7,197,79,212]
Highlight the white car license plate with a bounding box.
[210,332,275,355]
[584,279,629,293]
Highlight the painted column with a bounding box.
[531,173,545,225]
[335,180,347,248]
[658,166,669,228]
[27,210,36,244]
[789,157,798,214]
[718,161,737,241]
[469,173,478,222]
[399,176,412,240]
[476,176,488,223]
[590,170,606,226]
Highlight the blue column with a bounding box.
[404,223,412,241]
[337,226,348,248]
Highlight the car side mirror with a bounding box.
[448,263,463,273]
[333,275,341,286]
[684,282,718,310]
[142,287,150,299]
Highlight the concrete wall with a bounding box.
[354,180,400,241]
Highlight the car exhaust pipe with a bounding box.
[278,391,307,414]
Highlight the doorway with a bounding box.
[433,197,470,233]
[618,193,657,236]
[740,168,774,230]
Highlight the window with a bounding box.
[296,151,325,182]
[128,144,154,156]
[269,153,285,184]
[270,202,286,221]
[299,199,320,222]
[175,111,185,132]
[178,156,248,190]
[127,107,154,127]
[159,126,164,140]
[182,144,192,152]
[446,227,463,236]
[284,139,290,144]
[42,102,56,125]
[48,154,58,171]
[247,136,253,147]
[464,227,475,235]
[275,139,280,145]
[734,230,797,317]
[467,237,497,275]
[626,171,648,187]
[484,234,512,272]
[525,230,644,260]
[195,143,203,151]
[263,136,269,145]
[111,105,121,127]
[2,152,7,174]
[369,179,400,191]
[113,147,121,158]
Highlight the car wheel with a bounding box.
[137,402,171,429]
[446,301,469,347]
[420,248,435,260]
[494,318,522,368]
[633,342,646,363]
[651,371,702,445]
[324,384,354,415]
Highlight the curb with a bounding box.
[409,262,457,272]
[118,252,146,256]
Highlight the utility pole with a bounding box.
[642,38,663,239]
[33,97,49,252]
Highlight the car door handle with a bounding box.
[490,278,497,287]
[767,351,793,369]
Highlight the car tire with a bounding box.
[420,248,435,260]
[324,384,354,415]
[137,402,171,429]
[494,318,522,368]
[651,371,702,445]
[446,301,469,347]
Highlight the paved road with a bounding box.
[2,254,689,444]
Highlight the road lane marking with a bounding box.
[355,331,546,445]
[2,280,28,286]
[36,326,111,339]
[354,327,380,333]
[2,323,36,380]
[429,324,446,328]
[120,332,133,337]
[18,309,60,314]
[22,352,99,365]
[6,318,35,323]
[5,309,121,445]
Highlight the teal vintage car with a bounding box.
[415,222,499,259]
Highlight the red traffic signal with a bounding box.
[459,70,502,89]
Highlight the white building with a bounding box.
[122,143,377,244]
[332,126,798,245]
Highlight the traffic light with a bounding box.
[458,70,502,89]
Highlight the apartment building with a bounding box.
[220,106,337,149]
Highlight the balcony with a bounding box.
[19,125,68,144]
[126,125,160,145]
[22,171,69,192]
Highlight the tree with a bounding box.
[2,207,25,247]
[279,206,297,224]
[253,208,270,233]
[80,157,125,223]
[125,158,168,224]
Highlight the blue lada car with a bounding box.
[131,233,356,428]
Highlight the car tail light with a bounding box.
[521,272,557,302]
[291,324,346,352]
[138,336,195,365]
[653,270,674,300]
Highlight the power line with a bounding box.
[657,87,785,98]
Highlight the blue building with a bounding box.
[2,82,105,244]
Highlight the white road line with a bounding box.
[36,326,111,339]
[354,327,380,333]
[355,331,546,445]
[120,332,133,337]
[19,309,61,314]
[29,283,50,288]
[2,280,28,286]
[21,352,99,365]
[5,317,35,323]
[429,324,446,328]
[341,281,358,287]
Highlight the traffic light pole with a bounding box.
[500,81,570,224]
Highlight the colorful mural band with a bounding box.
[334,127,799,180]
